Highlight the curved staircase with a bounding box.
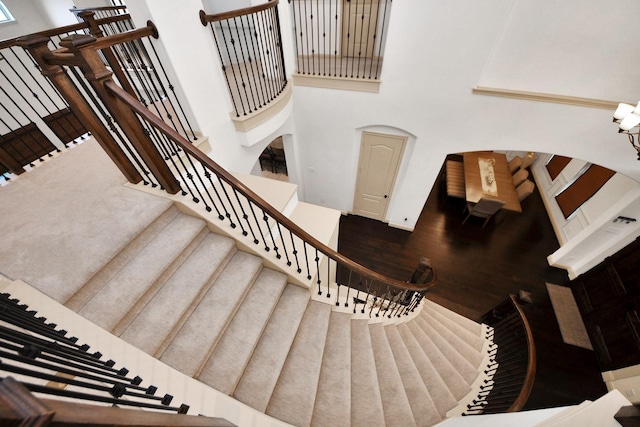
[33,204,493,427]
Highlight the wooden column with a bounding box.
[18,35,142,185]
[58,34,180,194]
[76,11,140,99]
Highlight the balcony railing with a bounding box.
[200,2,288,119]
[289,0,392,80]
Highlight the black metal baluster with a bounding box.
[275,222,292,267]
[314,248,324,298]
[374,0,390,79]
[272,6,288,94]
[247,13,268,109]
[256,10,276,102]
[353,276,362,314]
[218,179,245,233]
[208,22,242,117]
[344,269,352,308]
[303,242,313,281]
[237,15,260,112]
[248,201,268,248]
[289,0,302,74]
[289,231,302,273]
[230,187,254,238]
[368,0,381,79]
[221,21,249,116]
[334,0,339,77]
[321,0,326,76]
[201,166,229,220]
[262,210,280,258]
[303,0,311,74]
[326,255,332,300]
[232,16,258,113]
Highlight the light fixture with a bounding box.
[613,102,640,160]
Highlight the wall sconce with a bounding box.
[613,102,640,160]
[613,215,637,224]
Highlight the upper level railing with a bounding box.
[466,294,536,414]
[288,0,392,80]
[19,23,435,319]
[199,2,288,118]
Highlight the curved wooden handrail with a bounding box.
[506,294,537,412]
[104,79,435,294]
[199,1,279,25]
[70,5,128,13]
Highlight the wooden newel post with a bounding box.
[58,34,181,194]
[76,11,139,98]
[18,35,142,185]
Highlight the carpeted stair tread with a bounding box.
[77,213,207,331]
[197,268,288,395]
[266,300,332,427]
[384,324,441,427]
[117,232,236,354]
[350,319,385,427]
[424,299,482,336]
[406,320,470,400]
[233,284,310,412]
[159,251,262,376]
[396,323,457,417]
[422,310,483,368]
[369,322,417,427]
[415,316,479,386]
[311,311,351,427]
[427,306,485,352]
[64,204,180,311]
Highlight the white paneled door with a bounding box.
[353,131,406,220]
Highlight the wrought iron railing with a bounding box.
[21,24,435,319]
[466,294,536,414]
[200,2,288,118]
[0,292,189,414]
[288,0,392,80]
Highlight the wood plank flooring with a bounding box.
[338,163,608,411]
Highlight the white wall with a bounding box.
[0,0,52,39]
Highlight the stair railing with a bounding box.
[199,2,288,118]
[466,294,536,414]
[288,0,392,80]
[0,21,95,179]
[21,27,435,318]
[0,293,191,414]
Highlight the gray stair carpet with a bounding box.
[266,300,332,427]
[350,319,386,427]
[64,204,181,311]
[385,324,441,426]
[424,299,483,337]
[198,268,288,394]
[233,283,310,412]
[118,232,237,354]
[422,309,483,368]
[159,251,263,376]
[396,323,457,418]
[406,319,471,400]
[311,311,352,427]
[369,322,417,427]
[415,315,479,386]
[427,305,485,353]
[77,212,207,331]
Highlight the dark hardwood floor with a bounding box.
[337,164,608,411]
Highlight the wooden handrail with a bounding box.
[0,14,133,50]
[104,79,435,294]
[506,294,536,412]
[70,5,128,13]
[199,1,279,25]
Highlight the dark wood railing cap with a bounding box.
[58,34,98,49]
[200,1,279,25]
